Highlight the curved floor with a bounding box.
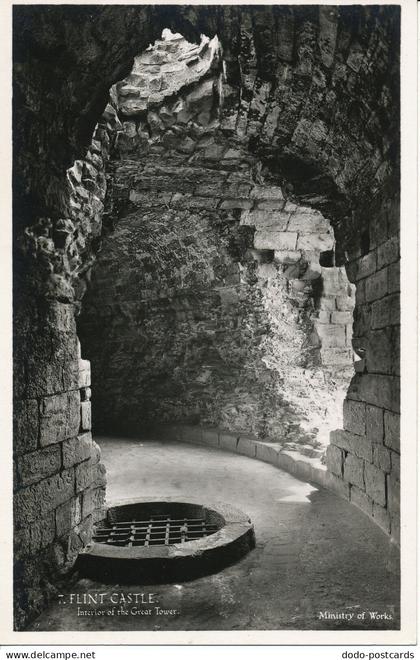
[29,436,400,631]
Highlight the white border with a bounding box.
[0,0,417,647]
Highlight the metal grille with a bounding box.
[93,514,220,547]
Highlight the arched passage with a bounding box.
[13,6,400,630]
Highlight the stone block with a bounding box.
[390,451,400,476]
[296,233,334,251]
[237,436,256,458]
[181,426,203,444]
[320,347,353,366]
[250,185,284,201]
[80,401,92,431]
[14,469,75,526]
[348,374,400,413]
[343,454,364,489]
[287,211,330,233]
[241,209,289,231]
[366,405,384,444]
[350,485,372,516]
[255,200,285,210]
[343,400,366,436]
[316,311,331,324]
[387,261,400,293]
[81,387,92,402]
[78,359,91,388]
[372,503,391,534]
[365,269,388,302]
[219,432,239,453]
[325,444,343,476]
[372,445,391,473]
[331,311,353,324]
[336,295,354,311]
[55,495,82,537]
[323,471,350,500]
[201,428,219,447]
[254,231,297,251]
[62,433,94,468]
[255,442,281,466]
[364,462,386,506]
[14,512,56,559]
[318,296,336,311]
[330,429,372,461]
[371,293,400,329]
[17,445,61,488]
[316,324,346,348]
[355,280,366,305]
[390,514,400,546]
[366,329,392,374]
[39,391,80,446]
[384,411,400,452]
[82,486,106,520]
[377,236,399,269]
[387,472,400,517]
[346,252,376,283]
[13,399,39,455]
[220,199,252,210]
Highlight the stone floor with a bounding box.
[28,436,400,631]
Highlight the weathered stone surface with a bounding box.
[16,445,61,488]
[14,469,75,526]
[219,432,239,453]
[75,460,106,493]
[364,462,386,507]
[13,3,401,629]
[78,359,91,388]
[14,512,56,559]
[377,236,399,269]
[254,231,297,251]
[372,502,391,534]
[365,269,388,303]
[13,399,39,456]
[62,432,94,468]
[201,428,219,447]
[330,429,372,462]
[343,454,364,489]
[325,444,343,476]
[350,485,372,517]
[347,374,400,413]
[80,401,92,431]
[371,293,400,329]
[343,400,365,436]
[366,405,384,444]
[372,445,391,473]
[384,411,400,452]
[82,486,106,520]
[55,495,82,537]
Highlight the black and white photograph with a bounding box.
[3,0,418,648]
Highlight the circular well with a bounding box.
[77,497,255,583]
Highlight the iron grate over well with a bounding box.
[93,514,221,547]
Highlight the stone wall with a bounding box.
[78,30,355,450]
[13,5,400,629]
[13,310,106,629]
[326,221,400,542]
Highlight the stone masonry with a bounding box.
[13,5,400,629]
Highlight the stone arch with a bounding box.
[13,5,400,629]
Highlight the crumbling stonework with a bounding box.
[13,5,400,629]
[79,30,355,451]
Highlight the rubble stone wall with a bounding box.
[79,30,355,449]
[13,5,400,629]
